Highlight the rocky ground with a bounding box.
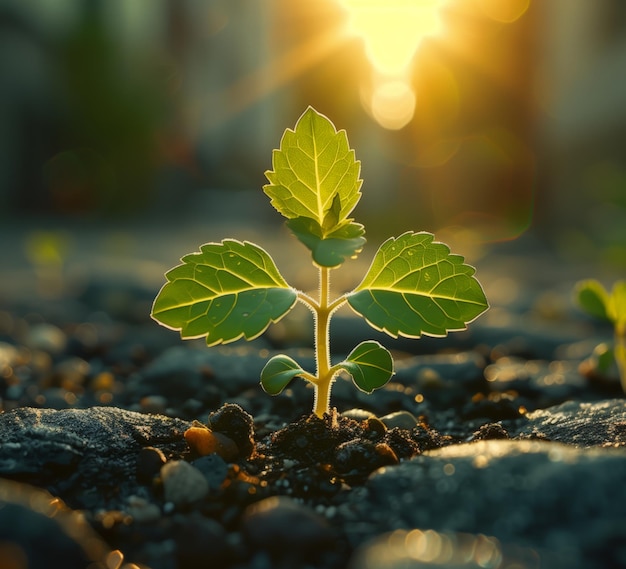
[1,218,625,569]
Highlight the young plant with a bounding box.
[151,107,489,417]
[575,279,626,392]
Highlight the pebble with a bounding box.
[241,496,335,560]
[0,341,18,368]
[380,410,419,430]
[160,461,209,507]
[207,403,256,458]
[191,454,229,491]
[175,513,234,567]
[25,323,67,355]
[342,408,376,421]
[184,426,239,461]
[125,495,161,524]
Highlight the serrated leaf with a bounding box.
[346,232,489,338]
[337,341,394,393]
[575,279,610,321]
[286,217,366,268]
[263,106,362,238]
[260,354,307,395]
[151,240,297,346]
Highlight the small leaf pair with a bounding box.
[261,341,393,396]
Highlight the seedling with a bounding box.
[575,279,626,392]
[151,107,489,417]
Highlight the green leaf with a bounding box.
[151,240,297,346]
[575,279,610,321]
[263,106,362,240]
[336,341,394,393]
[608,281,626,325]
[346,232,489,338]
[260,354,307,395]
[286,217,366,268]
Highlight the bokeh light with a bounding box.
[366,78,416,130]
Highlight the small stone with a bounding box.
[365,417,388,439]
[241,496,335,560]
[380,410,419,430]
[191,454,229,491]
[0,342,18,367]
[26,323,67,355]
[161,460,208,507]
[184,426,239,461]
[175,513,233,567]
[207,403,255,457]
[342,408,376,422]
[126,495,161,524]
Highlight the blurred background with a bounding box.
[1,0,625,300]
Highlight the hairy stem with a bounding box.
[313,266,333,417]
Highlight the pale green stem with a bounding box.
[296,271,349,417]
[313,266,333,418]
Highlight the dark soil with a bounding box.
[1,226,626,569]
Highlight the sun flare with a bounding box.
[338,0,447,129]
[338,0,446,75]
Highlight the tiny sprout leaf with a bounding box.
[151,240,297,346]
[337,341,394,393]
[347,232,489,338]
[261,354,307,395]
[263,107,363,255]
[575,279,610,321]
[286,217,366,268]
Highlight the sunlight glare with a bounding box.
[339,0,446,129]
[339,0,447,74]
[369,79,416,130]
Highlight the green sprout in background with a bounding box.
[575,279,626,393]
[151,107,489,417]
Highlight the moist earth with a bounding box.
[1,237,625,569]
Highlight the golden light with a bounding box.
[338,0,447,130]
[339,0,446,75]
